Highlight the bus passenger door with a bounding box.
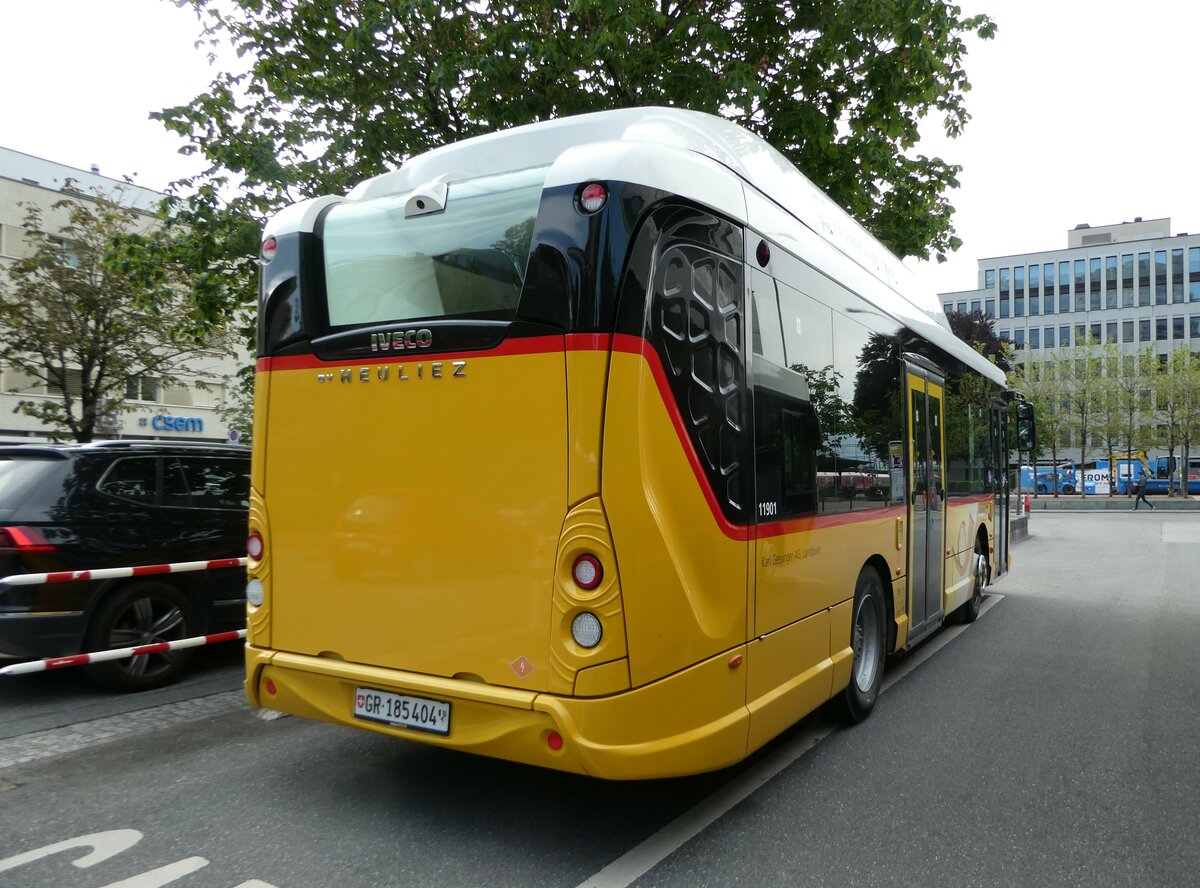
[905,363,946,641]
[991,402,1009,578]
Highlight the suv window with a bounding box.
[177,456,250,510]
[97,457,159,504]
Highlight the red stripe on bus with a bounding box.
[757,505,908,537]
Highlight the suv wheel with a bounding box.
[85,582,197,692]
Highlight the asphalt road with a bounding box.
[1,512,1198,887]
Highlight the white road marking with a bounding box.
[575,593,1004,888]
[96,857,208,887]
[0,829,143,873]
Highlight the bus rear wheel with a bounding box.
[958,542,988,624]
[833,566,886,723]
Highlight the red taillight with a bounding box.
[578,182,607,214]
[261,236,277,262]
[0,526,55,552]
[247,531,264,560]
[572,554,602,590]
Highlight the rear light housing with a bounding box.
[247,531,264,560]
[577,182,608,214]
[572,554,602,590]
[261,236,277,262]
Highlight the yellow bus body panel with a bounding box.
[600,349,749,688]
[247,642,749,780]
[257,352,567,691]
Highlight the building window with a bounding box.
[1139,251,1151,283]
[1156,284,1168,305]
[1173,248,1184,278]
[999,267,1010,296]
[944,303,953,315]
[1029,327,1040,349]
[1030,294,1040,316]
[957,301,967,313]
[1139,318,1152,342]
[1173,316,1185,339]
[1029,263,1040,294]
[1122,286,1134,308]
[1191,316,1200,339]
[1044,262,1055,292]
[985,298,995,318]
[1122,320,1134,343]
[1156,318,1168,341]
[970,300,981,313]
[1106,321,1117,344]
[1190,247,1200,275]
[125,376,160,402]
[1014,329,1025,350]
[1090,323,1101,343]
[1075,324,1087,344]
[1156,250,1168,282]
[984,268,996,290]
[1015,296,1024,317]
[1044,325,1054,348]
[47,367,83,397]
[1059,326,1070,347]
[1014,266,1025,296]
[1059,290,1070,313]
[1140,285,1151,307]
[1173,282,1185,303]
[999,328,1010,342]
[1191,281,1200,302]
[1000,298,1010,318]
[1122,253,1134,284]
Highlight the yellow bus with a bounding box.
[245,107,1024,779]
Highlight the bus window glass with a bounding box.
[322,166,549,326]
[750,271,785,365]
[754,386,818,519]
[777,282,833,374]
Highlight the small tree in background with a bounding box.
[0,186,233,442]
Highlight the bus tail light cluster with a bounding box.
[572,554,602,590]
[247,531,265,560]
[261,236,277,262]
[577,183,608,214]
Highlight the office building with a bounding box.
[940,218,1200,359]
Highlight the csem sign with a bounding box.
[151,415,204,433]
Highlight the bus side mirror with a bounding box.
[1016,402,1037,453]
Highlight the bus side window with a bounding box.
[754,385,819,520]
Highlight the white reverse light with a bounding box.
[246,579,265,607]
[571,612,602,648]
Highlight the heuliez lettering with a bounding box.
[316,361,467,383]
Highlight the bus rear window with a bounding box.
[321,166,548,327]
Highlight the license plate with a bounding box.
[353,687,450,735]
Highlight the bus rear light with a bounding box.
[572,554,602,590]
[571,612,603,648]
[546,731,564,751]
[261,236,277,262]
[0,526,55,552]
[265,678,277,695]
[578,183,607,214]
[246,579,265,607]
[247,531,264,560]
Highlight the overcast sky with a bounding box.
[2,0,1197,300]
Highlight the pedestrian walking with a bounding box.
[1132,475,1155,510]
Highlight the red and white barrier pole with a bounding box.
[0,557,247,588]
[0,629,246,676]
[0,556,250,676]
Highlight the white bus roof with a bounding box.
[304,107,1003,387]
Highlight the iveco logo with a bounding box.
[371,328,432,352]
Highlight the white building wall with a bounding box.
[0,147,249,443]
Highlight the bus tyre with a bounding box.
[85,582,197,692]
[834,566,886,723]
[959,543,988,624]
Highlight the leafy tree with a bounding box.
[1092,347,1125,497]
[157,0,996,325]
[1112,345,1157,497]
[0,186,232,442]
[1010,355,1075,496]
[1165,348,1200,497]
[1062,336,1102,496]
[946,309,1012,373]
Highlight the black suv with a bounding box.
[0,441,251,691]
